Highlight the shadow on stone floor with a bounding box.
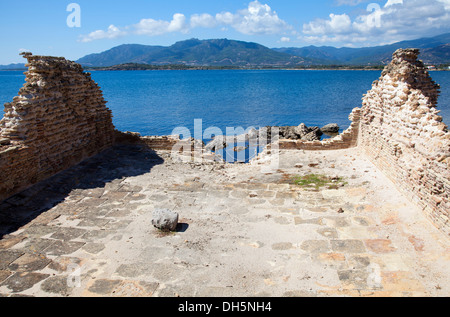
[0,144,164,239]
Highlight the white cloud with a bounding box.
[437,0,450,10]
[79,1,292,42]
[216,12,239,26]
[135,13,188,36]
[281,37,291,42]
[303,13,352,35]
[80,13,190,42]
[216,1,291,35]
[301,0,450,46]
[169,14,189,33]
[335,0,369,5]
[190,13,217,28]
[384,0,403,7]
[80,25,126,43]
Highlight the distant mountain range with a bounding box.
[2,33,450,69]
[274,33,450,66]
[77,38,310,67]
[0,63,26,70]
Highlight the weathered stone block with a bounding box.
[152,209,179,232]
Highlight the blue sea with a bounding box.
[1,70,450,136]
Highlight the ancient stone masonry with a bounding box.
[0,53,115,202]
[0,49,449,238]
[360,49,450,235]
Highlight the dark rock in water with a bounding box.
[276,124,322,141]
[296,123,310,137]
[263,124,322,141]
[279,126,299,140]
[302,126,323,141]
[205,128,259,152]
[152,209,179,231]
[204,123,325,152]
[205,135,240,152]
[320,123,340,134]
[233,146,248,152]
[205,136,224,152]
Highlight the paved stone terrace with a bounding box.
[0,144,448,297]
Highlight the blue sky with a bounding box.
[1,0,450,64]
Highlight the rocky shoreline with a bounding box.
[204,123,340,153]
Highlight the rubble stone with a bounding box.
[152,209,179,232]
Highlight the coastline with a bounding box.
[1,66,449,72]
[84,65,386,71]
[0,50,449,297]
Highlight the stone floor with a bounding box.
[0,144,448,297]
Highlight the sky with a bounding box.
[1,0,450,64]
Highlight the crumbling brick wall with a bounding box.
[0,53,115,202]
[360,49,450,235]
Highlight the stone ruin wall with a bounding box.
[360,49,450,236]
[0,49,449,236]
[0,53,115,202]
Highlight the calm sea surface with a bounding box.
[1,70,449,136]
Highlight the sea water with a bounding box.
[1,69,449,161]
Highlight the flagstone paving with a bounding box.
[0,144,448,297]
